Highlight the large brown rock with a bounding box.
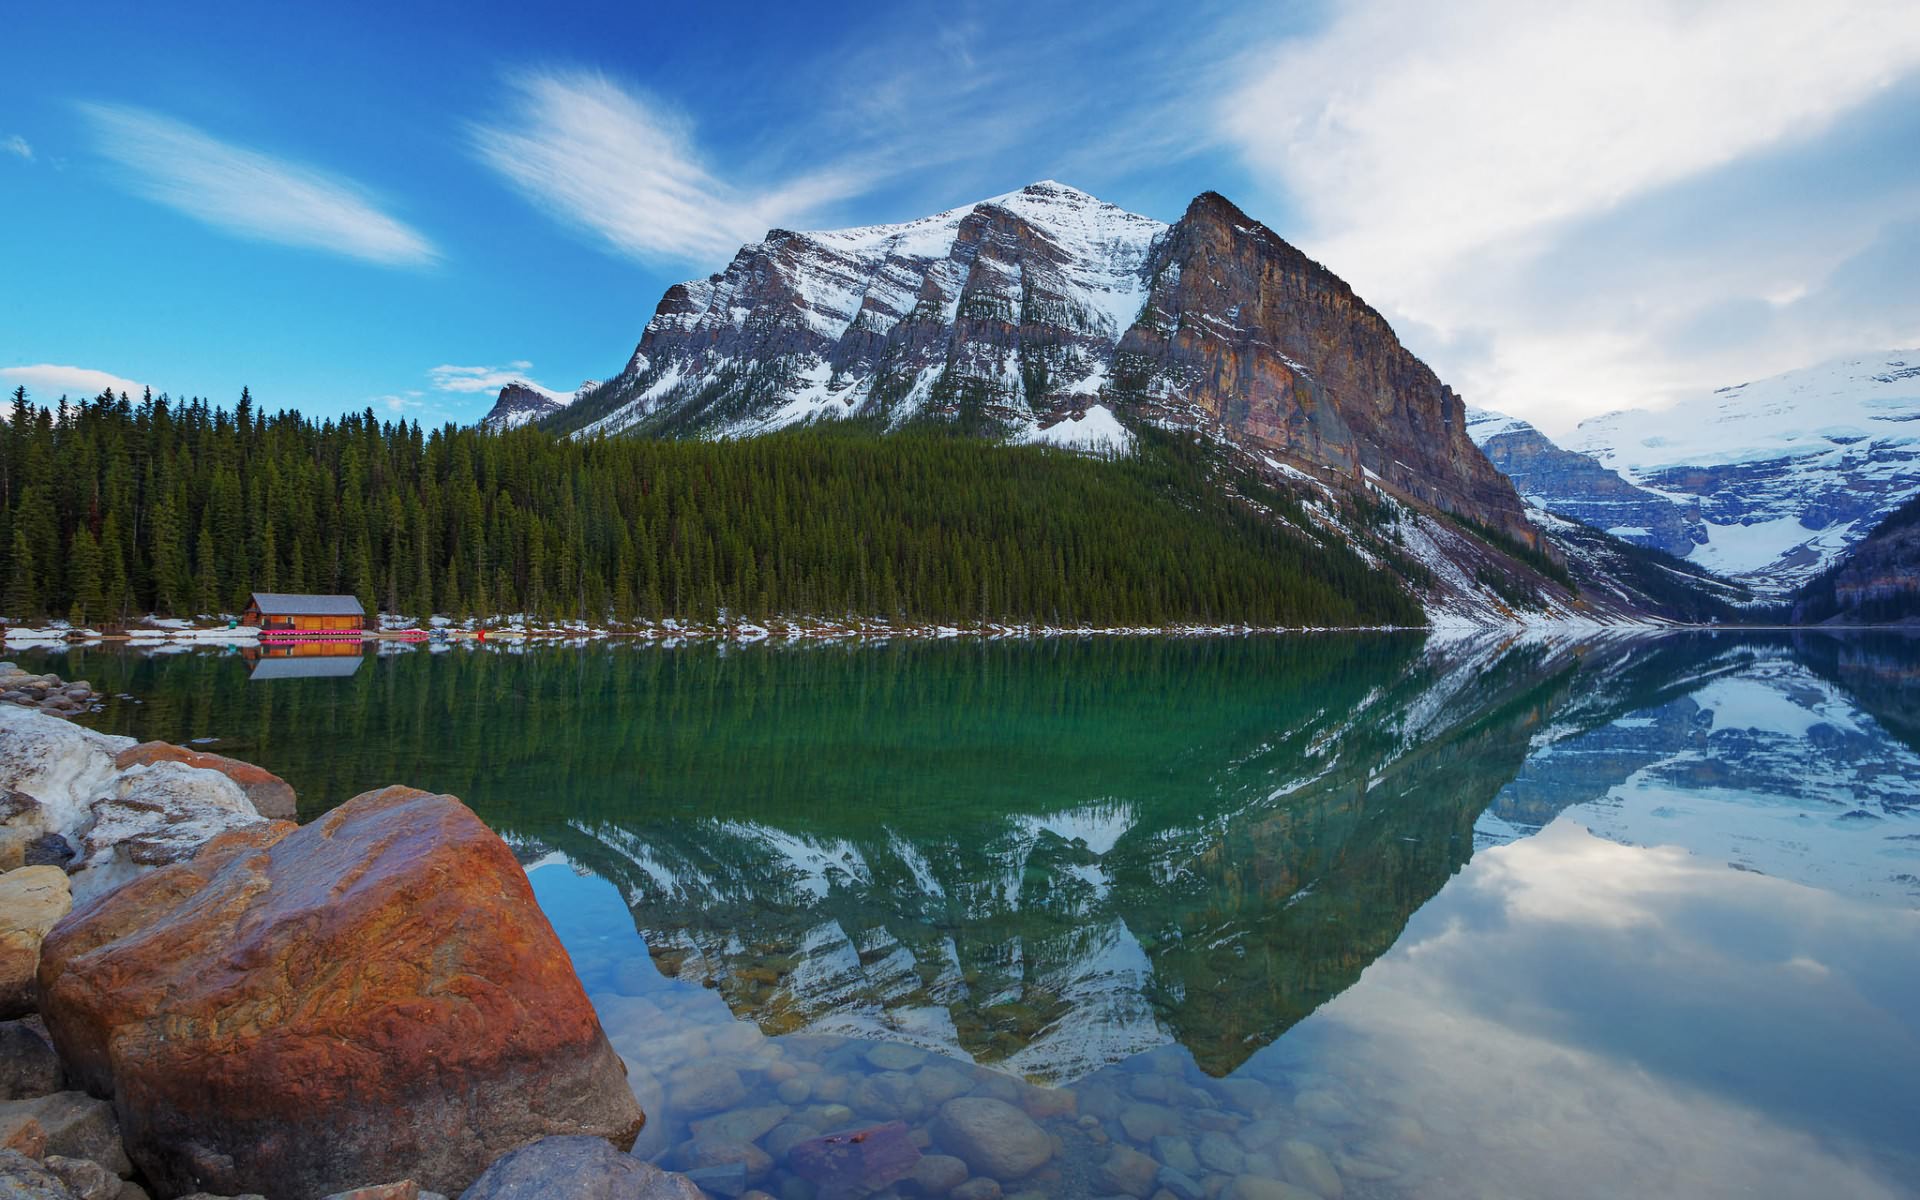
[38,786,644,1199]
[112,744,297,821]
[0,867,70,1018]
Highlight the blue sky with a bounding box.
[5,0,1919,433]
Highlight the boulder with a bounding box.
[320,1184,421,1200]
[1094,1146,1160,1199]
[0,1091,130,1175]
[0,1148,81,1199]
[38,787,645,1200]
[459,1137,702,1200]
[0,792,54,872]
[0,709,132,836]
[787,1121,921,1196]
[68,762,272,903]
[43,1155,121,1200]
[909,1154,970,1197]
[0,1018,64,1099]
[112,744,297,821]
[932,1098,1052,1182]
[0,867,71,1017]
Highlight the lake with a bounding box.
[16,630,1920,1199]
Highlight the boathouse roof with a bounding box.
[247,592,366,616]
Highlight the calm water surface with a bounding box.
[21,631,1920,1199]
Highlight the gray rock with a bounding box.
[1223,1179,1319,1200]
[932,1098,1052,1181]
[1093,1145,1159,1198]
[0,1019,63,1099]
[459,1136,702,1200]
[1151,1136,1199,1176]
[21,836,72,869]
[1290,1092,1354,1127]
[1277,1140,1341,1199]
[909,1154,969,1197]
[43,1156,120,1200]
[688,1105,788,1146]
[1117,1103,1180,1143]
[762,1122,820,1164]
[850,1070,923,1120]
[1196,1132,1244,1176]
[775,1078,810,1105]
[948,1179,1001,1200]
[0,1149,80,1199]
[665,1065,748,1114]
[0,1092,130,1176]
[1157,1168,1205,1200]
[864,1043,926,1072]
[682,1163,748,1199]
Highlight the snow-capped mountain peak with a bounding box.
[479,378,599,432]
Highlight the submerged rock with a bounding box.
[932,1098,1052,1181]
[0,867,71,1018]
[788,1121,921,1196]
[459,1136,700,1200]
[38,786,645,1199]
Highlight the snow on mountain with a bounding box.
[1565,351,1920,591]
[1467,406,1706,559]
[569,180,1166,443]
[479,378,599,431]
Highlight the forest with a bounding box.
[0,386,1422,629]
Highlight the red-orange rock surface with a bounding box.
[112,743,297,820]
[37,786,644,1199]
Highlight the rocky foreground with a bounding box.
[0,704,674,1199]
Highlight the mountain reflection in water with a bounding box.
[31,630,1920,1198]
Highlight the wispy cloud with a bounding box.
[0,363,145,399]
[428,361,571,400]
[1217,0,1920,427]
[78,102,437,267]
[3,135,30,162]
[469,68,867,264]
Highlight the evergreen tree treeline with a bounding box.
[0,385,1420,629]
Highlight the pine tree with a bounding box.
[4,527,37,621]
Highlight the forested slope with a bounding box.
[0,387,1421,629]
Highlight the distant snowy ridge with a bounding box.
[1470,351,1920,595]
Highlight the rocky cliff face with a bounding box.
[551,182,1537,545]
[1467,409,1705,557]
[1112,193,1533,542]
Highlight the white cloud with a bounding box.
[3,135,30,162]
[428,362,568,400]
[0,364,145,399]
[78,102,437,267]
[1219,0,1920,428]
[469,69,867,264]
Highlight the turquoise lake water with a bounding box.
[19,630,1920,1199]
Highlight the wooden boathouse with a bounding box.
[240,592,366,640]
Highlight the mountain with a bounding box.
[538,181,1722,623]
[479,378,599,431]
[1792,492,1920,624]
[552,182,1536,547]
[1466,408,1705,558]
[1467,351,1920,597]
